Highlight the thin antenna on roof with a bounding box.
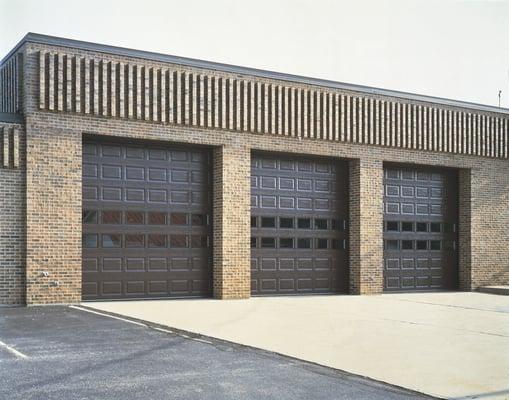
[499,90,502,107]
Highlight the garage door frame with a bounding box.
[250,151,350,296]
[82,135,213,300]
[383,163,459,292]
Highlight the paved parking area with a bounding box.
[0,306,429,400]
[90,292,509,400]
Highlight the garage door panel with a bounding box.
[102,281,122,296]
[261,279,278,291]
[279,279,295,291]
[279,258,295,270]
[251,153,348,296]
[148,258,168,271]
[102,257,123,272]
[383,165,458,292]
[82,282,98,296]
[148,280,168,294]
[83,139,212,300]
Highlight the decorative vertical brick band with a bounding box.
[34,49,509,159]
[212,144,251,299]
[25,125,82,304]
[349,158,384,294]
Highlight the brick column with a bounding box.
[212,144,251,299]
[458,169,472,290]
[25,122,82,304]
[348,158,384,294]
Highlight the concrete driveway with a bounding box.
[89,292,509,400]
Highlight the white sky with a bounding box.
[1,0,509,108]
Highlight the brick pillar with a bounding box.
[349,158,384,294]
[212,144,251,299]
[458,169,472,290]
[25,123,82,304]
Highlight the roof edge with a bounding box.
[2,32,509,115]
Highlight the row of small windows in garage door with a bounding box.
[83,234,209,249]
[251,216,347,230]
[251,237,347,250]
[385,221,456,233]
[385,240,456,251]
[83,210,208,226]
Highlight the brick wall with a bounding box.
[24,119,82,304]
[16,108,507,304]
[0,122,25,305]
[468,164,509,288]
[0,40,507,304]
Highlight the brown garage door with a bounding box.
[383,165,458,291]
[251,153,349,295]
[82,139,212,300]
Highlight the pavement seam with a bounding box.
[384,297,509,315]
[69,305,148,327]
[372,316,509,338]
[73,305,215,346]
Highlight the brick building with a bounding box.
[0,33,508,305]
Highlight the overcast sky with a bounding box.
[1,0,508,108]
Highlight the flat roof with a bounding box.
[2,32,509,115]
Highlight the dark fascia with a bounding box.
[0,112,23,124]
[2,32,509,115]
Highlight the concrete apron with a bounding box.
[87,292,509,400]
